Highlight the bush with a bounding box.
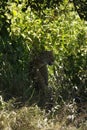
[0,1,87,105]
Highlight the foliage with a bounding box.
[12,0,87,21]
[19,0,63,12]
[0,0,87,105]
[73,0,87,20]
[0,0,11,39]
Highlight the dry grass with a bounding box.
[0,97,87,130]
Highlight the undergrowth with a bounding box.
[0,96,87,130]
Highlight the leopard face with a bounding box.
[39,50,55,66]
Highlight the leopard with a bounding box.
[29,50,54,91]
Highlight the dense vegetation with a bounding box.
[0,0,87,129]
